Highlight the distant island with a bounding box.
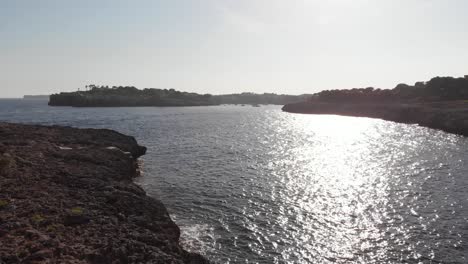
[23,95,49,100]
[215,93,311,105]
[49,86,216,107]
[48,85,309,107]
[282,75,468,136]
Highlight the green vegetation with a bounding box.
[0,153,14,175]
[215,92,310,105]
[31,214,45,224]
[0,199,9,209]
[49,85,309,107]
[311,76,468,103]
[46,223,63,233]
[49,85,217,107]
[49,76,468,107]
[70,207,84,215]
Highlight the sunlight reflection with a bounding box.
[272,114,392,263]
[292,114,377,141]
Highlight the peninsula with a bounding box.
[49,86,216,107]
[0,123,209,263]
[282,76,468,136]
[48,85,309,107]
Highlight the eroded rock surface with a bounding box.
[0,123,208,264]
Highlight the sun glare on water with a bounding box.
[269,114,395,262]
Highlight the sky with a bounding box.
[1,0,468,98]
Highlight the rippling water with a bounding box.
[1,99,468,263]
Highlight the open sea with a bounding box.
[1,98,467,263]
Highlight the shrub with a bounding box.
[0,199,8,209]
[46,224,63,233]
[31,214,44,224]
[0,154,15,175]
[70,207,84,215]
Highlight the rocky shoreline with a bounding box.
[282,101,468,136]
[0,123,209,263]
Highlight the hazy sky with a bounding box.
[1,0,468,97]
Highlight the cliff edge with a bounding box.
[0,123,208,263]
[282,101,468,137]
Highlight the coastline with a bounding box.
[0,123,208,263]
[282,101,468,136]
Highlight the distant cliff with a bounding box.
[282,75,468,136]
[23,95,49,100]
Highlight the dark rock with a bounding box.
[0,123,210,263]
[23,249,53,262]
[282,101,468,137]
[63,214,90,226]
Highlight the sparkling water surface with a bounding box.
[1,99,467,263]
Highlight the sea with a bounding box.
[1,98,467,264]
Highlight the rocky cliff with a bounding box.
[282,101,468,136]
[0,123,209,263]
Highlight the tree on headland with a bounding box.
[310,76,468,103]
[49,85,219,107]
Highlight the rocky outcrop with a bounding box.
[0,123,209,263]
[282,101,468,136]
